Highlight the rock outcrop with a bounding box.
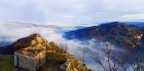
[10,33,90,71]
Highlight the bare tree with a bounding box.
[82,48,89,63]
[77,46,90,64]
[0,36,5,54]
[58,43,69,54]
[95,42,118,71]
[0,36,5,46]
[95,42,144,71]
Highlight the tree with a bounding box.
[82,48,89,63]
[77,46,90,63]
[0,36,5,46]
[0,36,5,54]
[95,42,144,71]
[0,36,5,64]
[58,43,69,54]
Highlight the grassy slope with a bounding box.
[0,55,16,71]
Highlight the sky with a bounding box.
[0,0,144,26]
[0,0,143,70]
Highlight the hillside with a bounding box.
[64,22,144,50]
[0,34,90,71]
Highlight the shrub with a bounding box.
[46,52,66,65]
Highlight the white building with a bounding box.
[14,46,46,71]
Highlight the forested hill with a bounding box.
[64,22,144,50]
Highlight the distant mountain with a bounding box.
[10,21,67,29]
[64,22,144,51]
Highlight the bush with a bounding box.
[46,52,67,65]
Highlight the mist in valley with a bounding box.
[0,21,141,71]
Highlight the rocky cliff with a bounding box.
[10,33,90,71]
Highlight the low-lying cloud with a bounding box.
[0,21,133,70]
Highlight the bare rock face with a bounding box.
[65,54,89,71]
[12,33,50,49]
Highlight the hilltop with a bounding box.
[0,34,90,71]
[64,22,144,51]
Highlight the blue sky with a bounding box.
[0,0,144,26]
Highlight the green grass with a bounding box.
[0,55,16,71]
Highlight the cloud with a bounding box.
[0,21,131,70]
[121,13,144,19]
[45,22,73,27]
[0,0,144,26]
[61,15,75,18]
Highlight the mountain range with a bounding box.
[64,22,144,52]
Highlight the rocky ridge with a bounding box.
[11,33,90,71]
